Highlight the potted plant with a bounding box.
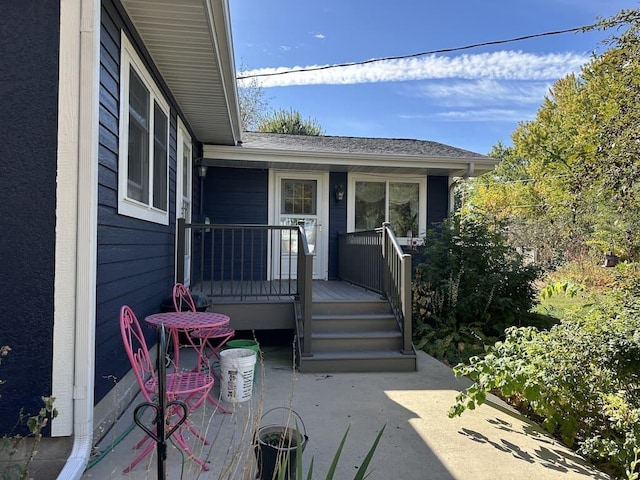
[254,408,307,480]
[254,406,385,480]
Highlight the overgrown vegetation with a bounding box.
[448,264,640,479]
[412,217,543,366]
[461,9,640,267]
[409,8,640,480]
[0,346,58,480]
[256,108,324,136]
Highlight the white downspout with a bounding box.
[56,0,100,477]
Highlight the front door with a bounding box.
[273,171,328,280]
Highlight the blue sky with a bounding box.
[230,1,638,155]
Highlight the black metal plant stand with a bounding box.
[133,324,188,480]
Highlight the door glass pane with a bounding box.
[389,182,419,236]
[281,180,316,214]
[355,181,385,230]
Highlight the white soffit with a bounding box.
[121,0,241,145]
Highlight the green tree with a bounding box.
[237,65,270,131]
[464,9,640,264]
[257,108,325,135]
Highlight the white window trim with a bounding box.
[176,117,193,285]
[347,173,427,244]
[176,117,192,221]
[117,33,170,225]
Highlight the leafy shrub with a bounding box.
[0,346,58,480]
[449,265,640,479]
[412,217,542,365]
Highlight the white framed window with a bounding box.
[118,33,170,224]
[347,174,427,242]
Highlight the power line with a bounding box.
[471,173,578,186]
[237,23,599,80]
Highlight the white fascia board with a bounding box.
[202,144,498,175]
[205,0,242,144]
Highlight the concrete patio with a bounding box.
[81,339,610,479]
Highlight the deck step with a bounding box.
[297,298,416,373]
[310,313,398,333]
[298,350,417,373]
[303,331,403,352]
[312,299,390,316]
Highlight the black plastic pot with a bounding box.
[254,408,308,480]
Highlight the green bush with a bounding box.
[412,217,542,365]
[449,265,640,479]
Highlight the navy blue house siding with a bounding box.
[94,2,182,403]
[427,176,450,227]
[204,167,268,225]
[329,172,347,279]
[197,167,269,280]
[0,2,60,435]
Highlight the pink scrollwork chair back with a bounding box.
[120,305,156,402]
[172,283,197,312]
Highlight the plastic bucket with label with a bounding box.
[219,348,257,403]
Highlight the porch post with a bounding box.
[302,253,313,356]
[381,222,391,295]
[401,253,413,354]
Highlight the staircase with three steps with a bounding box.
[296,297,417,373]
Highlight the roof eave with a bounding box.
[205,0,242,144]
[202,144,499,176]
[120,0,242,145]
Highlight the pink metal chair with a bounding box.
[172,283,235,375]
[119,305,214,472]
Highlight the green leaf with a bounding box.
[352,424,385,480]
[324,425,350,479]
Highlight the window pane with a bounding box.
[127,68,149,203]
[389,182,419,236]
[281,180,316,214]
[152,102,168,210]
[355,181,385,230]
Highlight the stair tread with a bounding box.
[312,313,394,320]
[304,331,402,339]
[303,350,415,359]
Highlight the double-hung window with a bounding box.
[118,33,170,224]
[348,174,426,241]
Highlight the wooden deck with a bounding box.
[191,280,382,303]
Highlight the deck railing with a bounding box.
[338,223,412,353]
[176,219,311,302]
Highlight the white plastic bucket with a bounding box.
[219,348,257,403]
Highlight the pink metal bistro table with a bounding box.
[144,311,230,373]
[145,310,231,411]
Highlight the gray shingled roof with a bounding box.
[240,132,489,159]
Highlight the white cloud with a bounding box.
[434,108,537,122]
[279,45,291,51]
[314,33,326,39]
[237,50,589,88]
[407,79,552,107]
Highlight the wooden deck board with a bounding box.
[190,280,382,302]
